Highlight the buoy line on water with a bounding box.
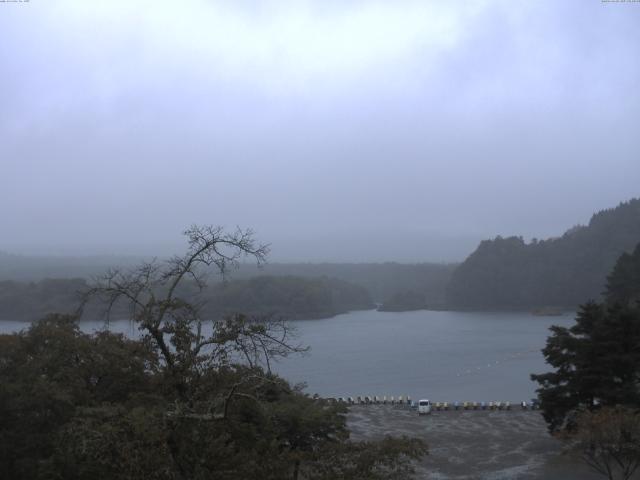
[454,348,539,378]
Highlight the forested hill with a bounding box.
[200,276,374,320]
[0,275,373,322]
[0,254,456,306]
[446,198,640,310]
[232,262,457,304]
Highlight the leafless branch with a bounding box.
[80,226,301,403]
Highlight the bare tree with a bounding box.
[81,225,306,403]
[568,407,640,480]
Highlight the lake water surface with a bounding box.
[274,309,575,403]
[2,309,575,403]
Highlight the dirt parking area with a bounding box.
[347,405,609,480]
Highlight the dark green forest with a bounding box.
[447,198,640,310]
[0,314,426,480]
[0,254,456,306]
[605,242,640,307]
[0,275,373,322]
[378,290,428,312]
[232,262,456,305]
[201,276,373,320]
[0,278,88,321]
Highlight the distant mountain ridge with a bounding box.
[446,198,640,309]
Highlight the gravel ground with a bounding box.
[347,405,616,480]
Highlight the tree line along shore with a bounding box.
[0,197,639,320]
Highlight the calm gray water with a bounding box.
[274,309,575,403]
[2,309,575,403]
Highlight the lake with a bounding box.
[274,309,575,403]
[1,309,575,403]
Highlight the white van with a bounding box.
[418,399,431,415]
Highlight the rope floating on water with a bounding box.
[454,348,540,377]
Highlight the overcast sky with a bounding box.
[1,0,639,262]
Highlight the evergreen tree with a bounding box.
[532,245,640,433]
[606,243,640,307]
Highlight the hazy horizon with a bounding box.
[2,1,639,262]
[0,196,635,263]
